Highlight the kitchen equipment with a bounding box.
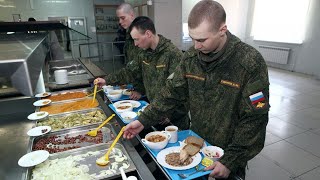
[87,114,115,137]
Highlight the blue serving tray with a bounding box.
[108,100,149,124]
[145,130,211,180]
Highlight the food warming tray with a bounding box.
[25,143,136,180]
[31,124,116,154]
[35,108,109,132]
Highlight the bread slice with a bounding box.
[182,144,200,156]
[185,136,204,148]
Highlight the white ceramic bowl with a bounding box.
[120,111,137,123]
[107,90,123,101]
[142,131,171,151]
[201,146,224,161]
[115,102,133,113]
[122,89,132,96]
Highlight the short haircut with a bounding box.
[117,3,134,15]
[188,0,226,32]
[28,17,36,21]
[129,16,156,35]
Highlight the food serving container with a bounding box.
[41,88,93,103]
[35,108,108,132]
[30,124,116,154]
[24,143,136,180]
[37,97,99,115]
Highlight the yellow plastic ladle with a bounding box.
[96,126,126,166]
[87,114,115,137]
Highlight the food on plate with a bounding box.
[37,110,105,131]
[43,92,49,96]
[185,136,204,147]
[41,129,48,133]
[42,101,50,105]
[147,135,166,142]
[165,152,192,167]
[37,112,45,117]
[47,91,87,102]
[180,136,204,162]
[40,98,98,114]
[203,148,220,158]
[201,157,214,167]
[117,105,131,110]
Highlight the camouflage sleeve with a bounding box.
[139,58,189,128]
[104,57,142,86]
[219,60,270,173]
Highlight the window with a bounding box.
[251,0,310,44]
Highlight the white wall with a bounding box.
[244,0,320,79]
[182,0,249,40]
[153,0,182,49]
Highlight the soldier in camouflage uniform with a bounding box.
[116,3,145,99]
[95,16,190,130]
[123,1,270,179]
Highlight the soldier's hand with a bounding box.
[130,91,142,100]
[94,78,106,88]
[123,120,144,139]
[205,161,231,179]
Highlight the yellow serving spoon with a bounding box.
[87,114,115,137]
[92,84,98,104]
[86,89,103,97]
[96,126,126,166]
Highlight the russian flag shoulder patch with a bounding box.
[249,91,266,109]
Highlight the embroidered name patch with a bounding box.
[185,74,205,81]
[220,80,240,89]
[156,64,166,68]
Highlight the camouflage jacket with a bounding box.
[105,35,190,129]
[139,32,270,173]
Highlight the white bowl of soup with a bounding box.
[107,90,123,101]
[142,131,171,151]
[115,102,133,113]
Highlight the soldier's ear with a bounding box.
[219,24,227,36]
[145,30,152,38]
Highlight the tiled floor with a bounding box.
[246,67,320,180]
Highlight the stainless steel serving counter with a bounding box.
[0,93,155,180]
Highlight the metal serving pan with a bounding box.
[25,143,136,180]
[31,124,116,154]
[36,108,108,132]
[37,97,99,115]
[41,88,94,103]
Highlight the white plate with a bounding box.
[27,126,51,136]
[18,150,49,167]
[156,146,201,170]
[114,100,141,108]
[27,111,49,121]
[35,92,51,98]
[33,99,52,107]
